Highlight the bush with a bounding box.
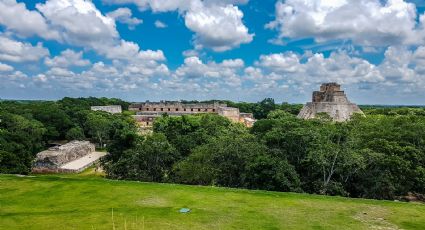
[65,127,85,141]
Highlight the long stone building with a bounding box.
[298,83,363,121]
[129,101,255,128]
[91,105,122,114]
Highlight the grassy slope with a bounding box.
[0,171,424,230]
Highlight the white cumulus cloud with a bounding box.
[0,0,60,40]
[0,70,28,89]
[45,49,90,67]
[154,20,167,28]
[0,62,14,72]
[267,0,425,47]
[0,35,50,62]
[107,7,142,30]
[185,3,253,51]
[36,0,118,46]
[34,0,167,64]
[104,0,254,51]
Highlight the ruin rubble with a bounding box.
[32,140,95,173]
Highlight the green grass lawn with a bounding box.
[0,171,424,230]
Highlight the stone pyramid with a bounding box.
[298,83,363,122]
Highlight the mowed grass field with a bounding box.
[0,171,424,230]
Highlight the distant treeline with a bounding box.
[1,97,424,201]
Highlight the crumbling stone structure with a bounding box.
[217,106,240,122]
[32,141,95,173]
[298,83,363,122]
[91,105,122,114]
[239,113,255,127]
[130,101,255,128]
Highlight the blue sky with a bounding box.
[1,0,425,104]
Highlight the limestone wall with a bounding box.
[133,114,158,127]
[217,106,240,122]
[91,105,122,114]
[320,82,341,92]
[298,102,363,122]
[129,102,225,113]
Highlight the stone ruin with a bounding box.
[32,141,95,173]
[298,83,363,122]
[91,105,122,114]
[130,101,255,128]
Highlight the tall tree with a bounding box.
[253,98,276,119]
[85,112,110,148]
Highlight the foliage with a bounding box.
[0,98,136,174]
[103,105,425,200]
[253,98,277,119]
[85,112,110,147]
[0,112,46,174]
[58,96,130,111]
[347,115,425,199]
[251,111,425,199]
[65,126,85,141]
[104,133,179,182]
[0,98,424,201]
[153,114,232,157]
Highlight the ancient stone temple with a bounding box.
[298,83,363,122]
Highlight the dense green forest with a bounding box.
[0,97,133,174]
[1,98,424,201]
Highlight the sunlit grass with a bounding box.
[0,172,424,230]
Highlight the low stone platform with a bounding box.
[32,141,104,173]
[59,152,107,173]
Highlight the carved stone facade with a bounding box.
[129,102,224,113]
[298,83,363,122]
[130,101,255,128]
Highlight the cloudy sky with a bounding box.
[0,0,425,104]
